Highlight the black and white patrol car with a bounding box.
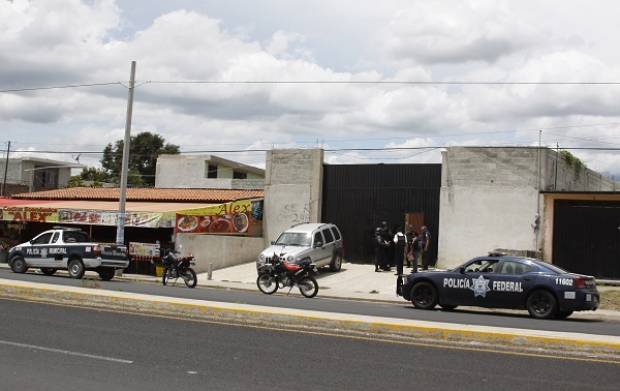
[398,255,599,319]
[7,228,129,281]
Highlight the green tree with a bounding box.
[101,132,180,187]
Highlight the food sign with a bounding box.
[175,199,262,236]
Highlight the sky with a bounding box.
[1,0,620,177]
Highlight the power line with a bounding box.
[9,145,620,155]
[143,80,620,86]
[0,82,123,94]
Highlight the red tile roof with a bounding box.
[11,187,264,203]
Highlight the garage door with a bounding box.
[553,200,620,279]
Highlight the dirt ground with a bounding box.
[599,287,620,311]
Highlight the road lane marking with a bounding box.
[0,339,134,364]
[2,296,618,365]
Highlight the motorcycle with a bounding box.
[256,255,319,298]
[162,250,197,288]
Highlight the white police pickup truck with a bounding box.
[7,228,129,281]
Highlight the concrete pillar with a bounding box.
[263,149,324,245]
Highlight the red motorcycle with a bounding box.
[162,250,197,288]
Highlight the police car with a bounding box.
[7,227,129,281]
[398,254,599,319]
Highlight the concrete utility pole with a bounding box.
[1,141,10,197]
[116,61,137,245]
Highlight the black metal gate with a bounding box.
[553,200,620,279]
[322,164,441,263]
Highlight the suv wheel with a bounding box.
[329,253,343,272]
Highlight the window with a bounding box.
[322,228,334,243]
[63,231,90,243]
[498,261,533,275]
[464,259,498,273]
[275,232,311,246]
[331,227,341,241]
[206,163,218,179]
[313,232,324,247]
[233,170,247,179]
[32,233,53,245]
[51,232,60,244]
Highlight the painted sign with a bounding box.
[58,209,163,228]
[175,199,263,236]
[0,207,59,223]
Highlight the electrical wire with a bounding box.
[0,82,124,94]
[143,80,620,86]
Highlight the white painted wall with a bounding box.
[175,234,265,272]
[155,155,264,189]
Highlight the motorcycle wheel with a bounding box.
[182,268,197,288]
[256,273,279,295]
[162,268,171,286]
[298,276,319,298]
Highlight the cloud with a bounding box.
[2,0,620,177]
[384,1,541,65]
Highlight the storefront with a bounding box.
[0,188,264,274]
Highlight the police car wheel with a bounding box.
[526,290,558,319]
[411,282,437,310]
[67,259,85,279]
[40,268,57,276]
[10,256,28,274]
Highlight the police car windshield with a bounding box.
[275,232,311,246]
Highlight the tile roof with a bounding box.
[10,187,264,203]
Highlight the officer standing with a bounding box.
[393,226,406,276]
[374,221,391,272]
[419,225,431,270]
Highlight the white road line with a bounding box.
[0,339,133,364]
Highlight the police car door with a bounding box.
[26,232,54,267]
[493,260,531,308]
[460,258,501,308]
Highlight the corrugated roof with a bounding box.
[11,187,264,203]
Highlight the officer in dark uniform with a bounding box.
[374,221,391,272]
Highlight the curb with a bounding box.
[1,278,620,360]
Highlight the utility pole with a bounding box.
[554,142,559,191]
[1,141,10,197]
[116,61,136,245]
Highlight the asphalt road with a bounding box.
[1,268,619,337]
[0,298,618,391]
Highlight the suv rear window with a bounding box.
[63,231,90,243]
[322,228,334,243]
[331,227,341,241]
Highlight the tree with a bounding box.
[101,132,180,187]
[67,167,111,188]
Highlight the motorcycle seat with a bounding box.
[282,261,302,272]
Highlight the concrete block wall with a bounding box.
[175,234,265,272]
[263,149,323,244]
[437,147,616,268]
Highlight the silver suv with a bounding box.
[257,223,344,272]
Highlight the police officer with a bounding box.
[393,226,406,276]
[419,225,431,270]
[374,221,391,272]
